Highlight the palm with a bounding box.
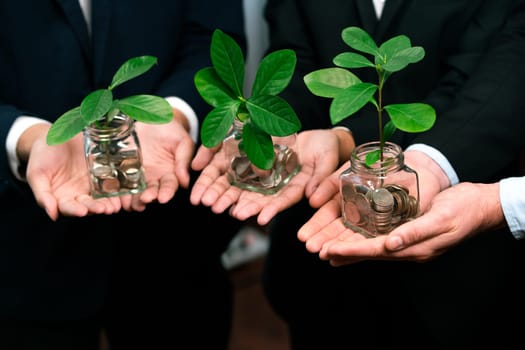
[135,120,194,206]
[190,130,341,225]
[26,134,121,220]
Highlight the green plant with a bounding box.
[194,28,301,170]
[304,26,436,165]
[46,55,173,145]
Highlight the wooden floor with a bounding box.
[229,256,290,350]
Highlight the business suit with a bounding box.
[262,1,525,349]
[0,1,244,349]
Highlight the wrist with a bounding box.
[17,123,50,163]
[331,126,355,163]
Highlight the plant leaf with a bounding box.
[382,47,425,72]
[377,35,411,65]
[304,68,361,98]
[330,82,377,124]
[384,103,436,132]
[80,89,113,124]
[333,52,375,68]
[365,149,381,166]
[246,95,301,136]
[210,29,245,97]
[194,67,237,107]
[382,120,397,143]
[243,122,275,170]
[46,106,86,145]
[200,101,240,147]
[341,26,379,56]
[109,55,158,90]
[117,95,173,124]
[251,49,296,96]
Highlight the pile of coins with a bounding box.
[90,149,145,197]
[341,183,419,236]
[229,144,299,193]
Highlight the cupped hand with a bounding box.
[297,149,459,266]
[27,132,121,221]
[129,117,195,210]
[190,129,342,225]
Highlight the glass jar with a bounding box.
[339,141,420,237]
[84,113,146,198]
[223,119,300,195]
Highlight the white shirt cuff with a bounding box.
[6,116,51,181]
[406,143,459,186]
[500,177,525,240]
[165,96,199,143]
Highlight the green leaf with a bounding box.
[330,83,377,124]
[304,68,361,98]
[200,101,240,147]
[251,49,296,96]
[194,67,237,107]
[80,89,113,124]
[341,26,379,56]
[117,95,173,124]
[382,120,397,143]
[243,122,275,170]
[384,103,436,132]
[246,95,301,136]
[382,47,425,72]
[109,55,158,90]
[210,29,245,97]
[46,106,86,145]
[333,52,375,69]
[365,150,381,167]
[377,35,411,65]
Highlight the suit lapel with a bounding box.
[375,0,408,41]
[355,0,378,35]
[54,0,92,61]
[91,0,112,85]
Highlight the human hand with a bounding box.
[299,182,503,265]
[297,149,452,265]
[26,126,121,221]
[190,129,341,225]
[129,115,195,210]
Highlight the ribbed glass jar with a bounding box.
[339,141,420,237]
[223,119,300,195]
[83,113,146,198]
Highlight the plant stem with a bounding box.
[377,70,384,162]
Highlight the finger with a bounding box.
[76,195,116,215]
[297,198,341,242]
[191,145,220,171]
[57,197,89,217]
[173,138,194,189]
[36,192,60,221]
[308,167,343,208]
[304,216,347,253]
[209,184,242,214]
[189,164,223,205]
[385,212,441,251]
[156,173,178,204]
[321,233,386,260]
[139,180,160,205]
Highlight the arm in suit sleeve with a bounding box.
[413,0,525,183]
[156,0,247,130]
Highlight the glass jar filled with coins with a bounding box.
[84,113,146,198]
[339,141,420,237]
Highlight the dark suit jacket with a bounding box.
[262,1,525,348]
[0,0,245,326]
[266,0,525,183]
